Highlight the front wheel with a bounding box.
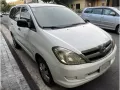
[38,58,54,87]
[116,25,120,35]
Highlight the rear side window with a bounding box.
[92,8,102,14]
[84,8,93,13]
[9,7,21,21]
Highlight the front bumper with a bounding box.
[51,45,117,88]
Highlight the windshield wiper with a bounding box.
[60,23,86,28]
[42,23,86,29]
[42,26,61,29]
[69,23,86,27]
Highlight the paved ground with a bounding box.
[0,28,30,90]
[1,15,119,90]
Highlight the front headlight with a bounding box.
[52,47,86,65]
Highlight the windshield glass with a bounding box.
[31,6,85,28]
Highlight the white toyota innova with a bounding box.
[9,3,117,88]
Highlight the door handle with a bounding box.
[18,28,21,31]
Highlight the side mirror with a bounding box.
[84,19,90,23]
[109,12,116,16]
[0,15,3,17]
[17,19,28,27]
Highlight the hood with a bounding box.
[44,23,111,52]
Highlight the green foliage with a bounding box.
[0,0,14,13]
[1,0,7,6]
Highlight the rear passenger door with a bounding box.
[81,8,93,20]
[100,8,117,30]
[90,8,103,26]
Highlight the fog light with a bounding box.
[65,76,77,80]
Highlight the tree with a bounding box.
[1,0,7,13]
[0,0,13,13]
[1,0,7,6]
[41,0,69,6]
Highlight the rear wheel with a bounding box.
[37,57,54,87]
[12,36,21,49]
[116,25,120,35]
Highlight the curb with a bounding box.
[1,30,40,90]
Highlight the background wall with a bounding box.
[95,0,106,6]
[68,0,86,11]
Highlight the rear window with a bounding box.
[84,8,93,13]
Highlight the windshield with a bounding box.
[31,6,85,29]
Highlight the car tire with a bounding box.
[116,25,120,35]
[85,19,90,23]
[12,36,21,49]
[37,57,54,87]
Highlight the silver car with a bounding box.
[81,7,120,34]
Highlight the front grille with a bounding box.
[82,40,113,62]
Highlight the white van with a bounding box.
[9,3,116,88]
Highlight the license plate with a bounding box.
[100,61,110,72]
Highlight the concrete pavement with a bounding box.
[0,28,30,90]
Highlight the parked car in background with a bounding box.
[9,4,116,88]
[81,7,120,34]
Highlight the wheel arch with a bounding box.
[35,53,54,83]
[116,24,120,29]
[35,53,45,65]
[115,24,120,34]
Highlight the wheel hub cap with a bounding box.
[39,63,50,82]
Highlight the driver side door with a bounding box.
[19,6,33,56]
[19,6,37,57]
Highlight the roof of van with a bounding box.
[29,3,63,7]
[15,3,64,8]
